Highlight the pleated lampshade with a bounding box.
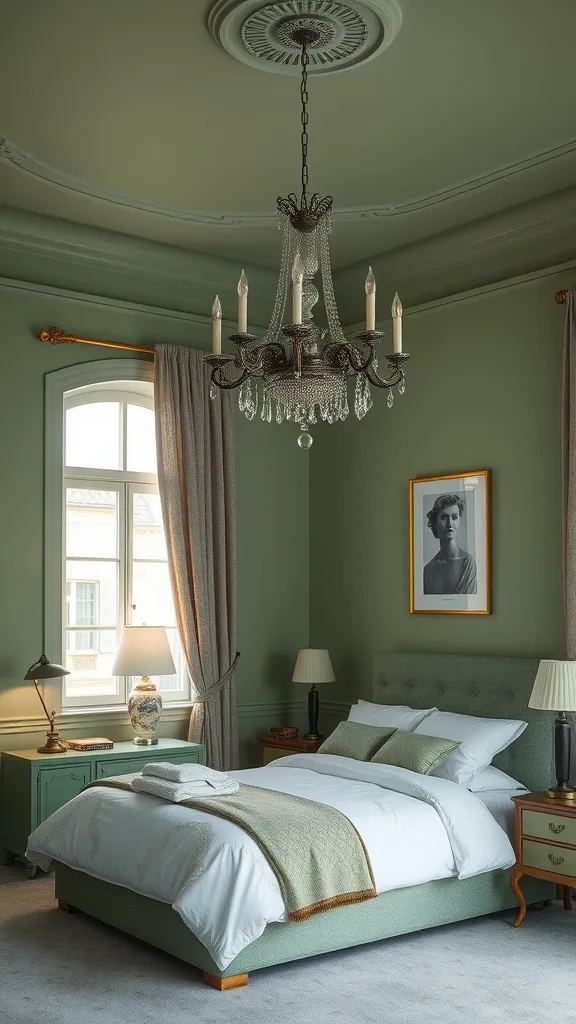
[292,649,335,684]
[529,660,576,711]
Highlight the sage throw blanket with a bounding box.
[85,776,376,921]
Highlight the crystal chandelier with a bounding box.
[206,25,409,448]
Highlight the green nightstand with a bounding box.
[0,738,204,871]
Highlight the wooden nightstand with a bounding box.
[258,735,323,766]
[511,792,576,926]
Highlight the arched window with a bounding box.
[45,360,190,712]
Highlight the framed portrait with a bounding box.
[409,470,491,615]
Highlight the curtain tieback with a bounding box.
[193,652,241,705]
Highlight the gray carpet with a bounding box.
[1,862,575,1024]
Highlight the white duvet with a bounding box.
[26,753,515,970]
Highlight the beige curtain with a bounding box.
[562,289,576,765]
[154,344,239,770]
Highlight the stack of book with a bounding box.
[64,738,114,751]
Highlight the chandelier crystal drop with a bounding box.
[205,25,409,447]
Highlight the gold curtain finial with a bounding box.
[39,327,79,345]
[556,290,568,305]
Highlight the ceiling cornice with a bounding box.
[1,134,575,228]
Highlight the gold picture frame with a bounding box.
[409,470,491,615]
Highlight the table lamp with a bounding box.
[112,626,176,745]
[292,648,335,741]
[529,659,576,800]
[24,654,70,753]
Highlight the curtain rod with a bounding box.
[556,291,569,304]
[39,327,154,355]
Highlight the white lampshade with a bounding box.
[529,660,576,711]
[292,649,335,684]
[112,626,176,678]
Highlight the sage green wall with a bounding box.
[310,272,568,704]
[0,283,308,764]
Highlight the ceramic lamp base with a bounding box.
[128,676,163,747]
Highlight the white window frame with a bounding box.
[45,358,191,716]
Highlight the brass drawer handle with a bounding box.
[548,853,565,866]
[549,822,565,834]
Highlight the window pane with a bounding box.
[66,403,121,470]
[64,629,119,698]
[127,404,157,473]
[132,561,174,626]
[132,492,166,559]
[66,560,118,627]
[66,488,118,558]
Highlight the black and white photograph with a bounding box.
[409,471,491,614]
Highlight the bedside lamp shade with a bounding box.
[528,660,576,711]
[112,626,176,678]
[529,660,576,800]
[292,649,335,685]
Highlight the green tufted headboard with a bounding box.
[373,652,554,793]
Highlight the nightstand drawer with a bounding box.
[522,809,576,846]
[522,839,576,877]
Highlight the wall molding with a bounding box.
[0,700,350,738]
[345,257,576,334]
[1,133,575,226]
[0,275,253,331]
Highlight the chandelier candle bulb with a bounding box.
[392,292,403,353]
[365,267,376,332]
[292,254,304,325]
[238,270,248,334]
[212,295,222,354]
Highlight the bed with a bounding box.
[29,653,555,989]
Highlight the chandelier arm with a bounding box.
[211,364,249,391]
[347,342,375,374]
[237,346,265,372]
[364,363,404,389]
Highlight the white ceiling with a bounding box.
[1,0,575,271]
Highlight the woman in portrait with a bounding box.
[423,493,477,595]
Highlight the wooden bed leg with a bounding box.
[57,900,76,913]
[203,972,248,991]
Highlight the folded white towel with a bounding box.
[142,761,231,785]
[131,774,239,803]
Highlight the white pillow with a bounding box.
[414,710,527,786]
[468,765,527,793]
[348,700,435,732]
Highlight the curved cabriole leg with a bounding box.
[563,886,572,911]
[203,972,249,991]
[510,868,527,927]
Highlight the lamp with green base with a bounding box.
[24,654,70,754]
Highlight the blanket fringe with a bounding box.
[289,888,377,922]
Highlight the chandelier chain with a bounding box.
[300,42,309,197]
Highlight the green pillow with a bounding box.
[371,730,461,775]
[318,721,397,761]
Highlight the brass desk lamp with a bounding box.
[24,654,70,753]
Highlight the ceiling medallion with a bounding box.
[205,27,408,447]
[207,0,402,76]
